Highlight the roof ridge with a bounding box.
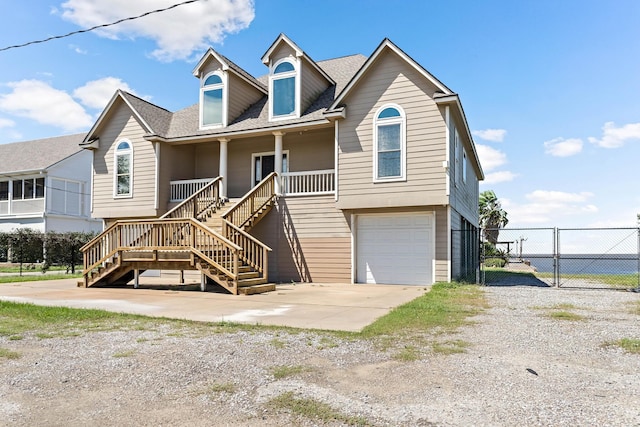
[120,90,172,114]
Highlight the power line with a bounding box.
[0,0,203,53]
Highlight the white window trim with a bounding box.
[269,58,300,122]
[454,128,460,186]
[462,150,467,183]
[114,139,133,199]
[49,177,83,216]
[251,150,289,187]
[199,71,227,129]
[372,103,407,183]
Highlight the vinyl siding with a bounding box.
[300,59,330,113]
[449,209,462,280]
[228,74,264,123]
[434,205,450,282]
[91,102,158,219]
[448,115,480,226]
[336,50,448,209]
[195,142,220,179]
[157,144,196,214]
[251,195,351,283]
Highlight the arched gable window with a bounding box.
[201,72,225,127]
[114,140,133,197]
[270,59,297,119]
[373,104,406,181]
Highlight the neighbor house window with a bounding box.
[114,140,132,197]
[270,60,297,119]
[374,104,406,181]
[11,178,45,199]
[0,181,8,201]
[201,72,225,128]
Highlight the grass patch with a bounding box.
[603,338,640,354]
[270,337,286,349]
[208,382,236,394]
[0,274,82,283]
[268,392,369,426]
[393,345,420,361]
[0,347,21,359]
[270,364,312,380]
[547,310,584,321]
[432,339,470,355]
[0,265,82,274]
[360,282,486,337]
[112,350,136,358]
[0,300,250,338]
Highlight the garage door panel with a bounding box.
[356,213,433,285]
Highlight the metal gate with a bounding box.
[480,227,640,290]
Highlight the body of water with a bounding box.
[516,254,639,275]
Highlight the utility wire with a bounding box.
[0,0,203,53]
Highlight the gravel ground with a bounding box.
[1,284,639,426]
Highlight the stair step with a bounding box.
[237,277,268,287]
[238,271,260,280]
[238,283,276,295]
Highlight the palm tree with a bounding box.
[479,190,508,244]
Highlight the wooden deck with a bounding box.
[81,174,278,295]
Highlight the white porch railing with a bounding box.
[0,198,45,216]
[170,178,216,202]
[281,169,335,196]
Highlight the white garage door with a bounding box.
[356,213,433,285]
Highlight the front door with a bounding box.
[253,152,288,186]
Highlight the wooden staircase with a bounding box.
[81,174,278,295]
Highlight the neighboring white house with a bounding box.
[0,133,102,234]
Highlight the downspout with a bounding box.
[334,120,339,202]
[444,106,452,282]
[154,142,160,212]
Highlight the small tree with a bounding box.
[479,190,509,245]
[43,231,96,274]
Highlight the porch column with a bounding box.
[273,131,284,195]
[218,138,229,199]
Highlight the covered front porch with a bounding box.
[159,126,336,209]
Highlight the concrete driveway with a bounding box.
[0,278,428,332]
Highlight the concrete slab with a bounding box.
[0,279,429,332]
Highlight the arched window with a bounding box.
[114,140,132,197]
[270,59,297,119]
[201,72,224,127]
[373,105,406,181]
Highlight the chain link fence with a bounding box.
[479,227,640,290]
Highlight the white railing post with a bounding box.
[279,169,335,196]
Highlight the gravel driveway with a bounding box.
[1,284,639,426]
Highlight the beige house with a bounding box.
[81,35,483,294]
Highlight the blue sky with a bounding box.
[0,0,639,228]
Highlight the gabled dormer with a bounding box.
[193,49,267,130]
[261,34,335,122]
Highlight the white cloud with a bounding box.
[0,80,93,131]
[60,0,255,62]
[73,77,137,110]
[475,144,507,172]
[543,137,583,157]
[482,171,518,185]
[0,118,15,128]
[588,121,640,148]
[526,190,594,204]
[505,190,597,225]
[68,44,88,55]
[472,128,507,142]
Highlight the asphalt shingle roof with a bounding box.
[0,133,86,175]
[141,53,368,139]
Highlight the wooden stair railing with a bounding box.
[222,172,277,230]
[161,177,222,220]
[222,220,270,282]
[81,218,242,291]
